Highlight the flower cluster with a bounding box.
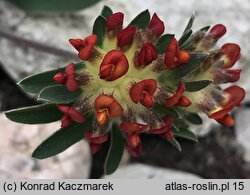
[5,6,245,174]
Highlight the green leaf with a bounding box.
[169,138,182,151]
[185,113,202,125]
[178,29,192,47]
[19,62,84,94]
[183,12,195,33]
[101,5,113,19]
[172,127,198,142]
[38,85,82,104]
[155,34,175,54]
[32,114,94,159]
[93,15,107,47]
[170,52,208,79]
[153,104,181,118]
[5,104,63,124]
[185,80,212,92]
[200,26,210,33]
[105,123,125,175]
[5,0,101,12]
[129,10,150,29]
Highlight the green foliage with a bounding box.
[172,127,198,142]
[129,10,151,29]
[38,85,82,104]
[5,104,63,124]
[5,0,101,12]
[101,5,113,19]
[185,80,212,92]
[156,34,175,54]
[93,15,107,47]
[105,123,125,175]
[185,112,203,125]
[32,114,94,159]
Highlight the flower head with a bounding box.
[8,7,246,175]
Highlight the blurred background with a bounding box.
[0,0,250,179]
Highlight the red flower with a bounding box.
[99,50,129,81]
[221,43,241,68]
[84,131,108,154]
[57,104,85,127]
[117,26,137,48]
[209,24,227,39]
[53,63,78,92]
[69,34,97,61]
[164,38,190,69]
[148,13,165,37]
[94,94,124,125]
[106,12,124,32]
[165,81,192,107]
[137,42,158,66]
[209,85,245,126]
[120,121,148,157]
[149,116,174,141]
[129,79,157,108]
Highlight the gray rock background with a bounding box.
[0,0,250,178]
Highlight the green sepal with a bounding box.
[101,5,113,19]
[155,34,175,54]
[185,112,203,125]
[172,127,198,142]
[185,80,212,92]
[183,12,195,33]
[104,123,125,175]
[129,9,150,29]
[38,85,82,104]
[32,114,95,159]
[178,29,192,47]
[19,62,85,94]
[93,15,106,47]
[169,138,182,151]
[5,0,101,12]
[5,104,63,124]
[153,104,181,118]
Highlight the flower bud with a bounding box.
[117,26,137,48]
[69,34,97,61]
[148,13,165,37]
[106,12,124,31]
[221,43,241,68]
[129,79,157,108]
[209,24,227,39]
[137,42,158,66]
[99,50,129,81]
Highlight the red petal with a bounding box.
[127,133,141,148]
[57,104,70,113]
[53,73,67,84]
[66,77,78,92]
[176,50,190,66]
[129,79,157,105]
[61,114,73,127]
[209,24,227,39]
[149,116,172,135]
[69,39,84,52]
[106,12,124,31]
[176,96,192,107]
[120,121,148,134]
[216,114,235,127]
[223,85,245,108]
[163,131,174,141]
[99,50,129,81]
[221,43,241,68]
[78,34,97,60]
[94,94,124,119]
[227,69,241,82]
[165,81,185,107]
[140,92,154,108]
[90,144,102,154]
[65,63,75,76]
[148,13,165,37]
[137,42,158,66]
[164,38,179,69]
[84,131,109,145]
[126,143,142,157]
[68,108,85,123]
[117,26,137,48]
